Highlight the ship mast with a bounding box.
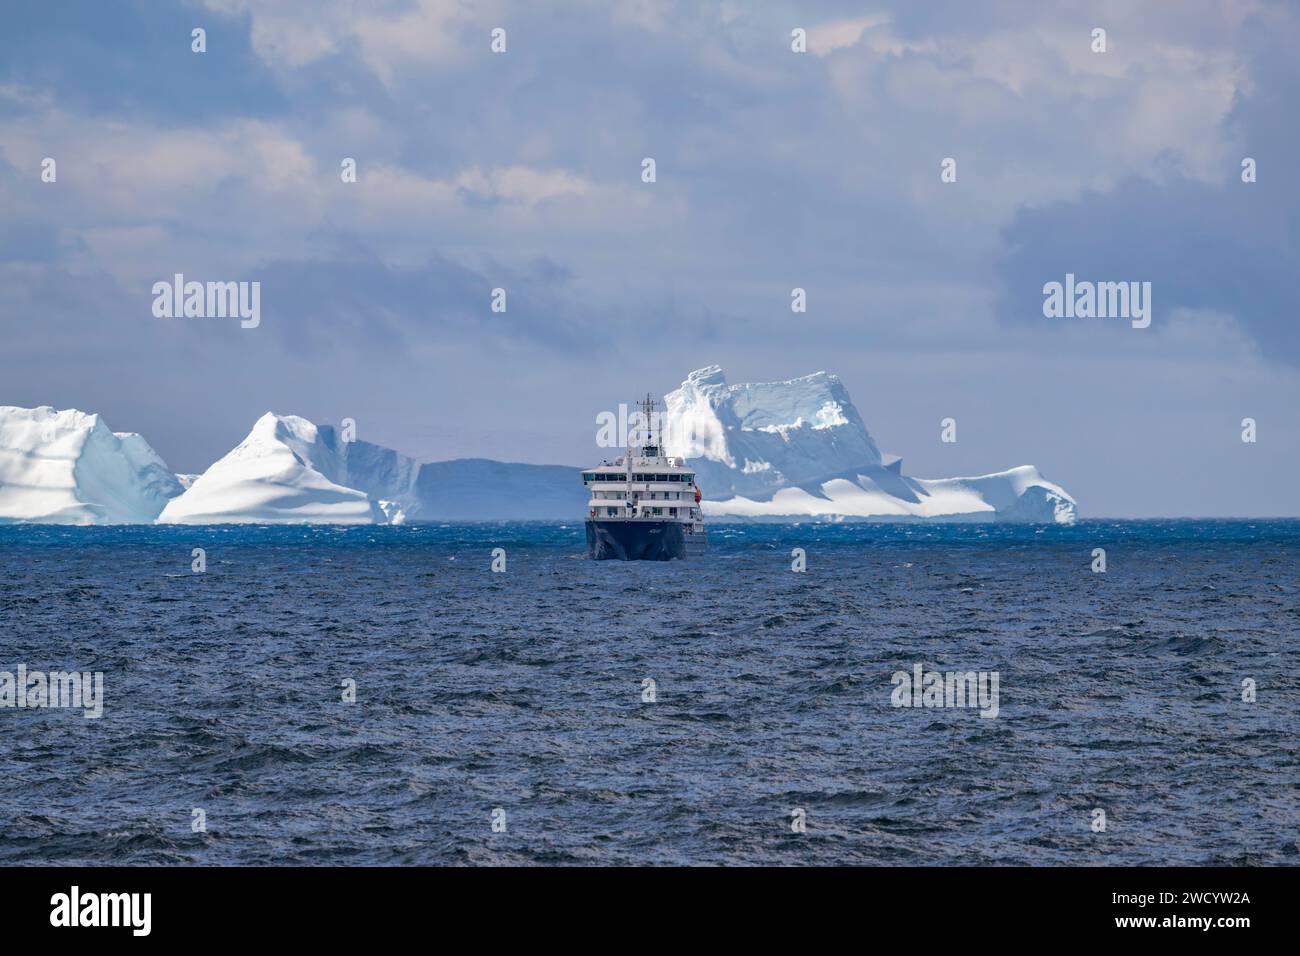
[637,393,659,457]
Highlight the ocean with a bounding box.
[1,520,1297,865]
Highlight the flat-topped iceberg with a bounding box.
[0,406,184,524]
[701,464,1075,523]
[663,367,1076,523]
[664,366,882,499]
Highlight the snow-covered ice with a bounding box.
[158,413,418,525]
[702,465,1076,523]
[663,365,882,499]
[0,406,183,524]
[664,367,1076,523]
[1,369,1077,524]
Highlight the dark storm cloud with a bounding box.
[994,6,1300,362]
[254,240,592,355]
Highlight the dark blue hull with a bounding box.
[586,519,687,560]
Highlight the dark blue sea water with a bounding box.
[1,520,1297,866]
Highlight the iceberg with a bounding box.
[156,415,583,524]
[158,413,417,525]
[0,406,183,524]
[663,365,882,499]
[663,367,1076,523]
[1,368,1077,525]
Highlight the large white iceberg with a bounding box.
[663,367,1076,523]
[1,370,1077,524]
[160,412,585,524]
[158,413,418,525]
[0,406,183,524]
[663,366,882,498]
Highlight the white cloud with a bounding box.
[807,16,894,57]
[456,166,590,205]
[203,0,487,81]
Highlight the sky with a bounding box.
[1,0,1297,517]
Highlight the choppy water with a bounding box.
[1,520,1297,865]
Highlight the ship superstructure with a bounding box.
[583,395,708,560]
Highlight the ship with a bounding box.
[583,395,708,560]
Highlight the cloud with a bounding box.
[3,0,1300,513]
[0,0,283,119]
[993,2,1300,363]
[203,0,487,80]
[807,17,890,57]
[995,174,1299,361]
[252,240,593,356]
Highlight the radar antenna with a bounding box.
[637,393,659,456]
